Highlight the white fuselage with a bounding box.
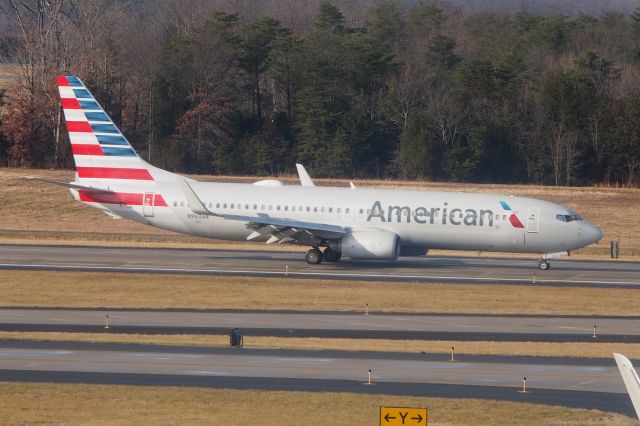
[73,178,603,256]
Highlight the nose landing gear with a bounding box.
[538,259,550,270]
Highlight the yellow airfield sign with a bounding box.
[380,406,427,425]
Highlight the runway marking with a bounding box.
[2,263,640,287]
[188,370,233,376]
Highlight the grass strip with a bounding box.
[2,270,640,315]
[0,382,633,425]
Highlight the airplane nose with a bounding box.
[584,223,604,244]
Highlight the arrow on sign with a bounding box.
[380,406,427,425]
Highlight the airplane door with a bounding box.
[143,193,154,217]
[526,207,539,233]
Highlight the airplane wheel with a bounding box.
[323,247,342,262]
[538,260,550,270]
[305,248,323,265]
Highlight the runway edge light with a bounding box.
[380,406,427,426]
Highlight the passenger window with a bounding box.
[321,207,325,213]
[306,207,310,212]
[337,208,341,213]
[314,207,318,212]
[329,207,333,213]
[261,204,265,210]
[346,208,350,214]
[216,203,220,208]
[173,201,177,207]
[269,205,273,210]
[277,205,281,211]
[180,202,184,207]
[245,204,249,209]
[230,203,234,209]
[253,204,257,209]
[292,206,296,212]
[285,206,289,211]
[223,203,227,208]
[359,209,363,214]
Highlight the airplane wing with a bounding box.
[614,353,640,420]
[26,176,114,194]
[180,179,349,245]
[296,164,315,187]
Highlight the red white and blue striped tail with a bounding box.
[57,75,173,184]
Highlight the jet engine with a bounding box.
[337,230,400,260]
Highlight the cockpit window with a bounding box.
[556,214,582,222]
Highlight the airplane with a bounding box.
[30,75,603,269]
[614,353,640,420]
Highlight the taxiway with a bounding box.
[1,308,638,342]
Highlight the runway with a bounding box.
[2,244,639,417]
[0,340,634,415]
[2,244,640,288]
[2,308,639,342]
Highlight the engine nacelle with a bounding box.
[337,230,400,260]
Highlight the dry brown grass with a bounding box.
[2,168,639,257]
[2,270,640,315]
[0,382,634,425]
[3,332,640,359]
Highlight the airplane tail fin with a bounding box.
[614,353,640,420]
[56,75,177,184]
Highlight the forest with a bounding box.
[1,0,640,186]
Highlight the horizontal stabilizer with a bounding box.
[25,176,114,194]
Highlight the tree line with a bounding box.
[2,0,640,186]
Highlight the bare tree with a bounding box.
[427,85,467,147]
[387,55,432,129]
[548,119,581,186]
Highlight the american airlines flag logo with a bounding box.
[499,201,525,228]
[57,75,154,181]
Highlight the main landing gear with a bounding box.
[322,247,342,263]
[305,248,323,264]
[538,259,550,270]
[305,247,342,264]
